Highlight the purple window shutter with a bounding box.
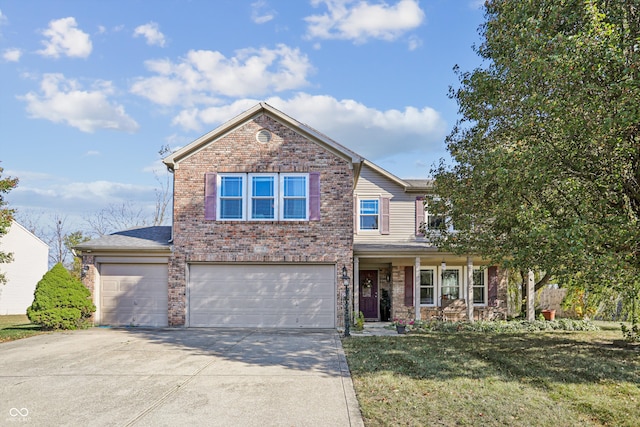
[415,197,425,236]
[354,196,358,233]
[204,172,217,220]
[404,266,414,306]
[488,266,498,303]
[381,197,390,235]
[309,172,321,221]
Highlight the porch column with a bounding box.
[414,257,421,321]
[353,257,360,320]
[466,256,474,322]
[527,269,535,321]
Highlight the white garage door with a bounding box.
[100,263,168,327]
[189,264,335,328]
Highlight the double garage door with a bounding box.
[99,263,336,328]
[189,264,336,328]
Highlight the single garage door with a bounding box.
[189,264,335,328]
[100,263,168,327]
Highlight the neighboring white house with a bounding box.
[0,221,49,315]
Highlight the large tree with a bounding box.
[429,0,640,317]
[0,165,18,285]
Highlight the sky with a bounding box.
[0,0,486,233]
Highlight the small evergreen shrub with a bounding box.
[354,311,365,331]
[27,263,95,330]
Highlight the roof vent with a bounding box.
[256,129,272,144]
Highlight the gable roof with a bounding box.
[4,220,49,249]
[162,102,434,194]
[74,226,172,253]
[163,102,363,171]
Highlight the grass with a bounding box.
[0,315,46,342]
[343,325,639,427]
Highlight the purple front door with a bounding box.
[359,270,378,320]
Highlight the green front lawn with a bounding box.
[343,326,639,427]
[0,315,46,342]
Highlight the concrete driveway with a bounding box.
[0,328,363,426]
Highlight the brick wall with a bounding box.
[170,114,354,326]
[80,255,96,322]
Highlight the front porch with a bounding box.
[352,248,510,324]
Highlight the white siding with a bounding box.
[0,222,49,315]
[354,166,424,243]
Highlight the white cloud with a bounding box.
[19,73,139,133]
[7,170,160,232]
[172,94,447,160]
[133,22,166,47]
[0,8,8,28]
[10,180,155,219]
[84,150,101,156]
[37,17,92,58]
[407,35,422,51]
[130,44,313,107]
[251,0,276,24]
[3,48,22,62]
[305,0,425,43]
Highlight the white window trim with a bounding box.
[420,266,464,307]
[419,266,437,307]
[423,198,455,233]
[279,173,309,221]
[441,266,463,302]
[357,196,381,233]
[217,173,246,221]
[471,267,488,307]
[217,172,310,221]
[249,173,278,221]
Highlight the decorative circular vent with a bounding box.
[256,129,272,143]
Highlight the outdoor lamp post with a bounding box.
[342,265,350,337]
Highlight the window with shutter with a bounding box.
[208,172,317,222]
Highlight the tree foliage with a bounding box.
[0,164,18,285]
[27,263,95,330]
[429,1,640,314]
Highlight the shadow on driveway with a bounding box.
[0,327,363,426]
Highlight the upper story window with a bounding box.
[426,212,446,231]
[357,197,390,234]
[250,174,276,220]
[205,172,319,222]
[281,175,308,220]
[416,196,452,235]
[359,199,379,230]
[220,174,245,220]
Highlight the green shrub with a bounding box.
[354,311,365,331]
[27,263,95,330]
[621,323,639,343]
[410,318,599,333]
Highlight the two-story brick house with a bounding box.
[76,103,507,328]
